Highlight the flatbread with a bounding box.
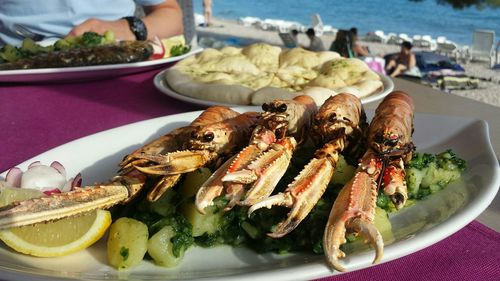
[250,87,299,105]
[166,69,253,104]
[242,43,281,72]
[298,87,338,107]
[164,43,384,105]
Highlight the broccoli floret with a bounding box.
[408,152,435,169]
[406,167,426,196]
[170,44,191,57]
[0,44,23,62]
[54,39,73,51]
[80,31,104,47]
[376,192,390,209]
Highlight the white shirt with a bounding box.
[0,0,165,45]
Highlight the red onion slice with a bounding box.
[42,188,62,196]
[50,161,67,177]
[28,161,42,169]
[5,167,22,187]
[72,173,82,189]
[150,36,166,60]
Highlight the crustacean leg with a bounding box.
[195,95,317,213]
[248,93,367,237]
[195,126,277,213]
[133,111,259,176]
[323,91,414,271]
[367,91,415,209]
[0,108,258,229]
[121,106,241,202]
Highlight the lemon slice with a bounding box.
[161,35,186,58]
[0,209,112,257]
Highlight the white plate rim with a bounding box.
[0,109,498,281]
[0,48,203,82]
[153,70,394,106]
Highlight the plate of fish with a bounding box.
[0,34,202,83]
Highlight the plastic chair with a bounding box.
[470,29,496,67]
[436,40,458,59]
[310,13,324,36]
[279,32,298,48]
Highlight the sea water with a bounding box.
[194,0,500,46]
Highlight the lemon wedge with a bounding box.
[161,35,186,58]
[0,209,111,257]
[0,184,111,257]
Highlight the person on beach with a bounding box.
[350,27,370,57]
[0,0,183,46]
[291,29,299,46]
[329,29,353,57]
[305,28,325,52]
[202,0,213,27]
[385,41,419,77]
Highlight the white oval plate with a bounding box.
[0,48,203,83]
[0,108,498,281]
[154,71,394,107]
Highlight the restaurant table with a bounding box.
[0,69,499,281]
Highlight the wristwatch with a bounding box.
[122,16,148,40]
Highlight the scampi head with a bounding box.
[260,95,316,141]
[369,91,415,156]
[312,93,364,144]
[371,131,415,157]
[188,123,234,154]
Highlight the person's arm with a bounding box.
[68,1,183,40]
[408,53,416,68]
[353,42,369,57]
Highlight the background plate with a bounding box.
[154,70,394,107]
[0,109,498,281]
[0,48,202,83]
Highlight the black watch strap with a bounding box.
[122,16,148,41]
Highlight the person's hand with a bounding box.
[68,18,135,41]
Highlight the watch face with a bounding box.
[125,16,147,40]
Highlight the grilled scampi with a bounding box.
[0,93,417,273]
[195,95,317,212]
[0,106,259,228]
[248,93,367,238]
[324,91,414,271]
[0,41,153,70]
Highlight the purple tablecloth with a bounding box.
[1,69,499,281]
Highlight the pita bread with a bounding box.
[299,87,339,107]
[250,87,298,105]
[164,43,385,105]
[242,43,281,72]
[166,69,253,104]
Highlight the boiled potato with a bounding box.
[330,156,356,185]
[373,207,395,243]
[107,217,148,270]
[147,226,184,267]
[179,168,212,199]
[180,203,223,237]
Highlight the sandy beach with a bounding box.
[195,18,499,108]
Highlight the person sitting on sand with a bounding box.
[350,27,370,57]
[291,29,299,46]
[385,41,419,77]
[329,29,353,57]
[305,28,325,52]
